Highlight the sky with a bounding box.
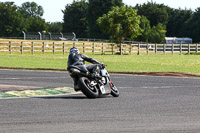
[1,0,200,22]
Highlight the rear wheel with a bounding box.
[78,77,99,98]
[110,82,119,97]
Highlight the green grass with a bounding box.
[93,53,200,74]
[0,52,68,69]
[0,52,200,74]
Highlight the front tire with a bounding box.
[110,82,119,97]
[78,77,99,98]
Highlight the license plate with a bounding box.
[100,86,106,94]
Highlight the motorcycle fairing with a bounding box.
[99,69,111,94]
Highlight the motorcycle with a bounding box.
[67,64,119,98]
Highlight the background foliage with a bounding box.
[87,0,123,39]
[0,0,200,43]
[62,0,88,38]
[97,6,142,43]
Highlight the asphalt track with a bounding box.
[1,69,200,133]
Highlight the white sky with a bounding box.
[1,0,200,22]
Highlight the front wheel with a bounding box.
[78,77,99,98]
[110,82,119,97]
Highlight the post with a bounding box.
[53,42,55,54]
[180,44,182,55]
[172,44,174,55]
[155,43,157,55]
[42,31,46,40]
[188,44,190,54]
[83,43,85,53]
[196,44,198,53]
[9,41,12,54]
[48,32,52,40]
[38,32,42,40]
[22,31,26,40]
[60,32,63,38]
[21,42,23,55]
[164,43,166,55]
[147,43,149,55]
[137,43,140,55]
[92,43,95,55]
[112,43,114,55]
[102,43,104,55]
[63,42,65,55]
[130,44,132,55]
[32,42,34,55]
[72,32,76,41]
[120,43,122,55]
[43,42,45,54]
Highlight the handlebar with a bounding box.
[100,63,106,69]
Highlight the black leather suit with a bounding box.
[68,53,100,67]
[67,53,101,85]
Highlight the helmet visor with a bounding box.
[70,48,80,54]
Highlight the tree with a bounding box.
[186,8,200,43]
[47,22,63,33]
[135,2,170,27]
[18,2,47,33]
[0,1,47,37]
[166,8,193,37]
[136,16,151,42]
[149,23,166,43]
[0,2,25,37]
[25,17,48,32]
[19,2,44,18]
[97,6,142,44]
[87,0,123,38]
[62,0,88,38]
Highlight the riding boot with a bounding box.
[74,84,80,91]
[73,78,80,91]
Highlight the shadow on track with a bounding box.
[32,94,111,100]
[32,94,87,99]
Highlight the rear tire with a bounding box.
[78,77,99,98]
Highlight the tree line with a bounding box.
[1,1,200,43]
[0,2,62,37]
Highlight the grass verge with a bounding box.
[0,52,200,75]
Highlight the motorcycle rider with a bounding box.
[67,47,103,91]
